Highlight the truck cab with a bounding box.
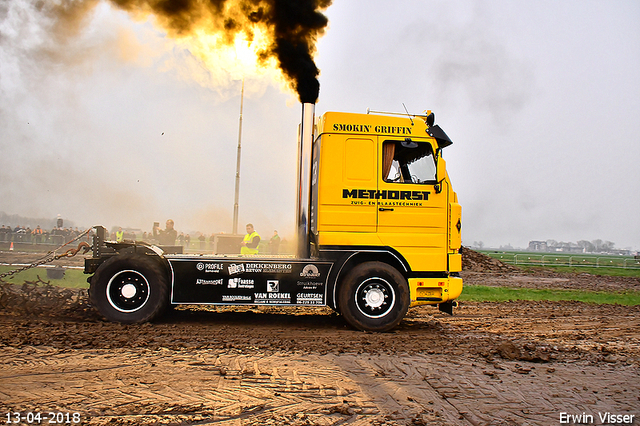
[309,110,463,328]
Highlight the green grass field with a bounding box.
[458,285,640,305]
[0,266,89,288]
[524,266,640,277]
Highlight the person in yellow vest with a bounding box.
[240,223,260,255]
[32,225,43,244]
[116,227,124,242]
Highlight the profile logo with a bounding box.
[196,262,205,271]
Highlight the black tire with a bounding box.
[337,261,410,332]
[89,253,169,323]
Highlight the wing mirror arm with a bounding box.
[434,157,447,194]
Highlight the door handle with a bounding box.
[379,207,394,212]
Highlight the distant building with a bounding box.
[556,244,584,253]
[611,249,633,256]
[528,241,548,252]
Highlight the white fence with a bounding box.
[484,252,640,270]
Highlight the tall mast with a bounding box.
[232,79,244,235]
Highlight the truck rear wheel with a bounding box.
[89,253,169,323]
[338,261,409,332]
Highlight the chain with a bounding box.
[0,229,92,280]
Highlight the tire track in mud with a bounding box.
[1,348,369,425]
[1,347,638,425]
[330,354,640,426]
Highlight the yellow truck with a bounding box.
[85,104,462,332]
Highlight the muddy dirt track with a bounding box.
[1,250,639,425]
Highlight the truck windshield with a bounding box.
[382,140,436,184]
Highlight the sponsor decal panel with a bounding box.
[172,259,332,305]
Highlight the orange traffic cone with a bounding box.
[9,242,14,251]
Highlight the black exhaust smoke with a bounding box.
[58,0,332,103]
[270,0,330,103]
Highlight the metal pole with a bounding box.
[232,79,244,235]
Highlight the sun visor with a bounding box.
[427,125,453,148]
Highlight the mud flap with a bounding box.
[438,301,457,315]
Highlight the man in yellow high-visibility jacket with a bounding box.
[240,223,260,255]
[116,227,124,242]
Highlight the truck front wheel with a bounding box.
[89,253,169,323]
[338,261,409,332]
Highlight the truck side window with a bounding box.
[382,140,436,184]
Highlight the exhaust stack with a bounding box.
[296,103,315,258]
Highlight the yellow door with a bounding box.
[376,138,448,271]
[316,134,378,234]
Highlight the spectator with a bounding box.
[32,225,43,244]
[0,225,9,242]
[269,230,281,255]
[153,219,177,245]
[240,223,260,255]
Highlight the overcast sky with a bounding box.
[1,0,639,250]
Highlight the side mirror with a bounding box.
[426,112,435,127]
